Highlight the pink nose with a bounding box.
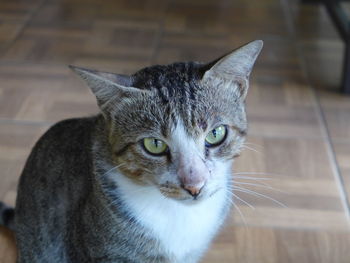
[183,185,204,197]
[178,155,209,198]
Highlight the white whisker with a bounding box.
[232,186,287,208]
[102,163,126,177]
[231,176,272,181]
[233,171,280,177]
[243,142,263,149]
[230,199,247,226]
[229,192,255,209]
[233,182,284,193]
[242,145,261,154]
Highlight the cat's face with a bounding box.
[71,40,263,203]
[108,73,247,203]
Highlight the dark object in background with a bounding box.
[305,0,350,94]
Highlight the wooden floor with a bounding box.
[1,0,350,262]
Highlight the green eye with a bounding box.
[143,138,168,155]
[205,125,227,147]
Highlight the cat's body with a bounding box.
[15,116,229,263]
[0,40,263,263]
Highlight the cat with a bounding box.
[0,40,262,263]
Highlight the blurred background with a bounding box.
[1,0,350,262]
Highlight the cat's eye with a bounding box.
[205,125,227,147]
[143,138,168,155]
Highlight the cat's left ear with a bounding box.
[201,40,263,100]
[69,66,143,110]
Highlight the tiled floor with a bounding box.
[1,0,350,262]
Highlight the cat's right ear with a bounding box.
[69,66,143,110]
[201,40,263,100]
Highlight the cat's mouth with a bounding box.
[159,184,222,203]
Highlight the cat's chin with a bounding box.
[162,188,223,205]
[180,197,207,206]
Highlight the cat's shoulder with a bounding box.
[32,116,100,154]
[47,116,98,135]
[44,116,98,138]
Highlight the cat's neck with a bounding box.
[107,169,229,262]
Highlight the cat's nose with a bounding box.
[177,154,209,198]
[184,185,203,198]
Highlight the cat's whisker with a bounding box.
[232,171,280,177]
[102,163,127,177]
[232,186,287,208]
[229,171,283,189]
[230,176,272,181]
[242,145,261,154]
[233,181,284,193]
[233,181,274,191]
[228,197,247,226]
[231,174,275,182]
[227,191,255,210]
[243,142,263,149]
[230,178,275,190]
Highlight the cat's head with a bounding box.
[71,40,263,204]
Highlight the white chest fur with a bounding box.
[113,173,228,262]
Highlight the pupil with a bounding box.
[154,139,158,147]
[213,129,217,138]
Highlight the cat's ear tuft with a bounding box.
[202,40,263,99]
[69,65,139,109]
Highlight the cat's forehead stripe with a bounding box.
[170,120,200,157]
[133,62,200,96]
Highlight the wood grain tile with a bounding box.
[2,24,91,63]
[232,136,348,230]
[164,0,289,36]
[246,97,322,138]
[0,123,49,200]
[0,227,16,263]
[84,20,160,60]
[0,63,98,122]
[0,0,43,50]
[319,91,350,140]
[0,22,23,50]
[154,32,229,64]
[203,226,350,263]
[30,0,168,26]
[333,141,350,207]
